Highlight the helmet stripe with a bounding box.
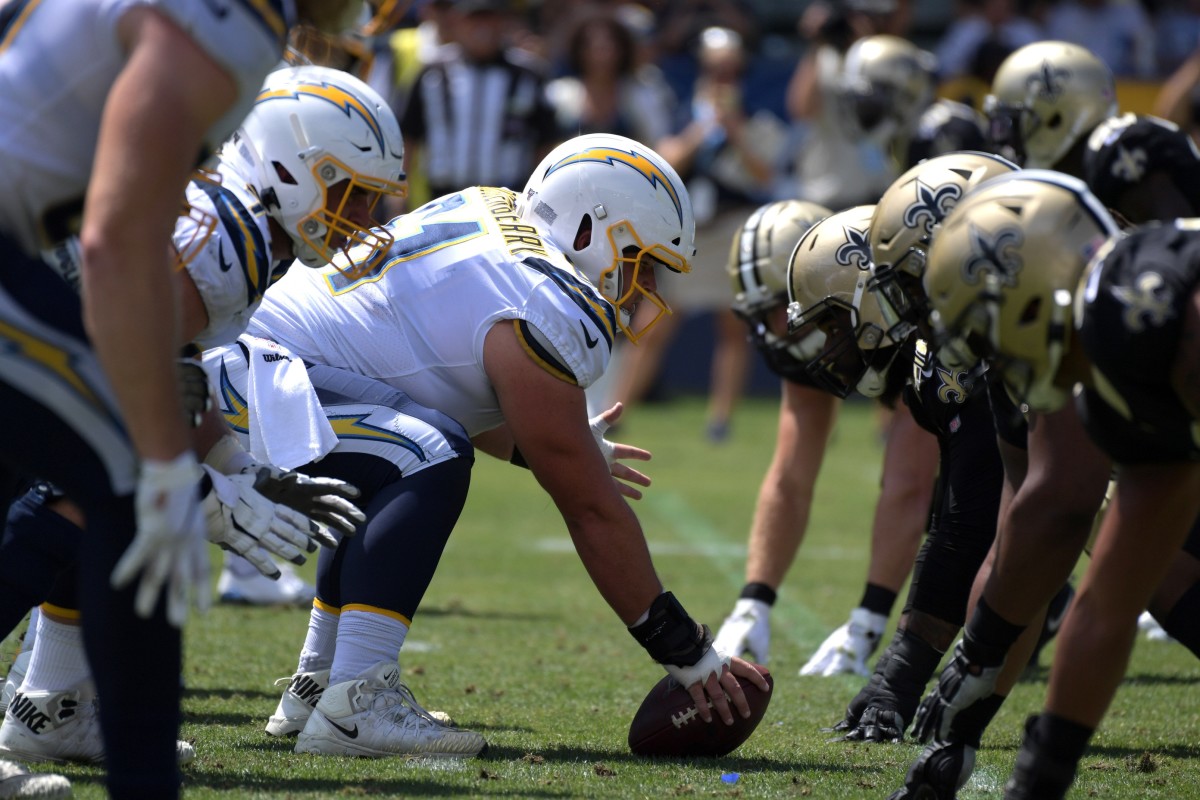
[256,81,385,153]
[544,147,683,226]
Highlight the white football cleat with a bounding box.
[295,662,485,758]
[0,758,71,799]
[713,598,771,663]
[217,561,315,607]
[1138,611,1175,642]
[0,652,31,720]
[0,685,194,766]
[266,669,329,737]
[799,607,887,677]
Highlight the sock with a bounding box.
[739,582,777,606]
[859,583,898,617]
[296,605,340,674]
[22,615,91,692]
[964,598,1026,667]
[1162,581,1200,659]
[330,610,408,685]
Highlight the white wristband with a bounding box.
[202,434,256,475]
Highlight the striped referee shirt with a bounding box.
[401,47,558,197]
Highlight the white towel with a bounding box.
[241,335,338,470]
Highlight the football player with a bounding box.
[986,40,1200,222]
[203,133,769,759]
[0,64,404,767]
[782,154,1018,744]
[811,152,1020,746]
[888,42,1200,798]
[713,199,941,678]
[0,1,367,795]
[918,171,1200,799]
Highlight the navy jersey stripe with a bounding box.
[196,179,272,305]
[515,320,577,385]
[518,256,615,351]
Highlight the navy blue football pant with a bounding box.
[0,247,181,798]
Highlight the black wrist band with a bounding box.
[628,591,711,667]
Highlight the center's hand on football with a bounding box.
[590,402,652,500]
[674,651,770,726]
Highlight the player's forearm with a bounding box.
[564,507,663,625]
[84,246,190,461]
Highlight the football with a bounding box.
[628,666,773,757]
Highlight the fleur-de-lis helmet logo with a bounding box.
[1027,60,1071,101]
[962,223,1023,286]
[1112,271,1175,333]
[835,225,872,270]
[902,180,962,237]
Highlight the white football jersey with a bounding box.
[0,0,286,255]
[249,187,618,436]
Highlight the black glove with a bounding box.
[911,641,1002,744]
[887,739,976,800]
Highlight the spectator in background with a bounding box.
[605,26,780,442]
[400,0,558,204]
[544,8,676,144]
[934,0,1042,83]
[1044,0,1156,78]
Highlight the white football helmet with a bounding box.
[869,150,1018,342]
[728,200,832,379]
[984,41,1117,169]
[517,133,696,343]
[786,205,904,398]
[924,170,1119,411]
[225,65,407,268]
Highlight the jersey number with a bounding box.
[325,220,484,295]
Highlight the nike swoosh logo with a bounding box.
[580,320,599,349]
[327,719,359,739]
[217,241,233,273]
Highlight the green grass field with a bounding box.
[4,396,1200,798]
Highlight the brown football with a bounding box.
[628,666,773,757]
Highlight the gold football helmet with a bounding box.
[786,205,904,398]
[984,41,1117,169]
[869,150,1018,342]
[924,170,1119,411]
[841,35,938,142]
[727,200,832,378]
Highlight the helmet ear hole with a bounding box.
[573,214,593,251]
[1046,113,1063,130]
[272,161,299,186]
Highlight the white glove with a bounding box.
[111,451,211,628]
[664,641,731,689]
[714,598,771,663]
[201,466,332,578]
[800,607,887,677]
[204,435,362,543]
